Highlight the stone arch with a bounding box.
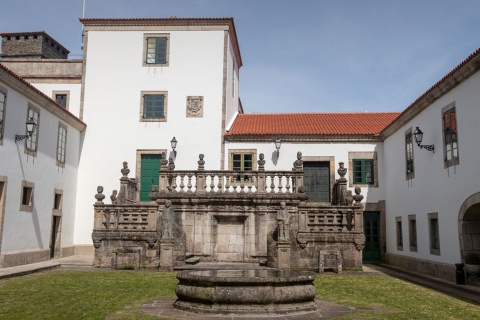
[458,192,480,261]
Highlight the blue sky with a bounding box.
[1,0,479,114]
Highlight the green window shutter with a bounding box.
[353,159,374,184]
[143,94,164,119]
[140,154,161,202]
[146,37,167,64]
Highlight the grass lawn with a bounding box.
[0,269,478,319]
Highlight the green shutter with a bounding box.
[353,159,374,184]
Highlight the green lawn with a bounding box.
[0,270,478,319]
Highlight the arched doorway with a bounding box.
[458,193,480,261]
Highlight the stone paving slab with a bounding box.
[142,298,353,319]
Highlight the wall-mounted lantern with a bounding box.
[170,136,178,157]
[413,127,434,152]
[15,117,36,142]
[275,138,281,158]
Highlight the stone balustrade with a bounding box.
[159,170,304,194]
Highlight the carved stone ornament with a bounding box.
[110,190,118,204]
[353,186,364,204]
[337,162,347,178]
[95,186,105,204]
[121,161,130,177]
[257,153,266,171]
[186,96,204,117]
[293,151,303,171]
[197,154,205,170]
[168,157,175,170]
[160,152,169,167]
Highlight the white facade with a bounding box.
[0,65,85,267]
[74,18,242,244]
[383,69,480,265]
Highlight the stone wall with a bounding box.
[1,32,68,59]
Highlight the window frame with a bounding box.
[56,123,67,167]
[442,102,459,168]
[0,85,7,146]
[405,128,415,180]
[20,180,34,212]
[25,104,40,157]
[395,216,403,251]
[139,91,168,122]
[428,212,440,255]
[52,91,70,110]
[408,214,417,252]
[142,33,170,67]
[348,152,378,187]
[228,149,257,184]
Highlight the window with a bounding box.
[25,105,40,156]
[428,213,440,255]
[408,215,417,252]
[405,129,415,180]
[143,33,170,66]
[53,189,63,211]
[442,103,459,167]
[348,152,378,187]
[353,159,374,185]
[53,91,69,109]
[20,180,34,212]
[229,150,256,183]
[396,217,403,251]
[56,123,67,166]
[140,92,167,121]
[0,89,6,143]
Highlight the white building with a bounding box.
[0,18,478,282]
[0,63,86,267]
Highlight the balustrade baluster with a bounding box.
[225,174,231,192]
[217,174,223,192]
[180,174,185,192]
[187,174,193,192]
[270,175,275,193]
[285,175,291,193]
[278,174,284,193]
[210,174,215,192]
[172,173,177,192]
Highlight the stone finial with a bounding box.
[197,154,205,170]
[337,162,347,179]
[95,186,105,204]
[353,186,364,204]
[121,161,130,177]
[293,151,303,171]
[168,157,175,170]
[110,190,118,204]
[257,153,266,171]
[151,185,158,193]
[346,190,354,206]
[160,151,169,168]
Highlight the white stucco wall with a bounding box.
[0,81,81,254]
[383,71,480,264]
[224,140,386,203]
[74,29,228,244]
[225,36,240,134]
[29,83,82,118]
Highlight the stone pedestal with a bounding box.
[159,240,174,270]
[277,242,291,269]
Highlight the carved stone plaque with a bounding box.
[186,96,204,117]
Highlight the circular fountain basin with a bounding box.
[174,269,317,315]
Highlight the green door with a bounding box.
[304,162,330,202]
[363,211,381,262]
[140,154,161,202]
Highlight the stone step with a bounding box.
[185,257,200,265]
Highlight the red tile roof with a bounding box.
[226,113,400,136]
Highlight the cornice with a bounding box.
[0,65,86,132]
[381,48,480,139]
[224,134,383,143]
